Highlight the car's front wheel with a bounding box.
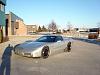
[41,46,50,59]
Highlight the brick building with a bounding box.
[6,12,27,36]
[0,0,6,43]
[27,25,37,35]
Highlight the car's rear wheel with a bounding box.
[64,42,71,52]
[41,46,50,59]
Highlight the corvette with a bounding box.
[14,35,73,58]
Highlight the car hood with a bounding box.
[15,42,47,52]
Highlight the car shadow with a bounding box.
[0,44,13,75]
[73,38,100,46]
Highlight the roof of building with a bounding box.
[0,0,6,5]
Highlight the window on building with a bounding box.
[15,22,19,29]
[0,4,5,12]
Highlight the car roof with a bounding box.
[43,34,62,37]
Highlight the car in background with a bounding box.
[14,35,72,58]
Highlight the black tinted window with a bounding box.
[55,36,63,42]
[36,36,56,42]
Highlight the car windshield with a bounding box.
[35,36,56,42]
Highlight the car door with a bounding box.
[48,36,63,55]
[54,36,65,53]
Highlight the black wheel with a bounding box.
[64,42,71,52]
[41,46,50,59]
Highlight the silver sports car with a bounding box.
[14,35,73,58]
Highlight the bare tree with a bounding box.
[48,21,57,32]
[97,22,100,28]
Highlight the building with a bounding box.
[27,25,37,35]
[0,0,6,43]
[75,28,89,32]
[6,12,27,36]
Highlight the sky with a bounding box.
[6,0,100,29]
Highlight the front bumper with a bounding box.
[15,51,33,57]
[14,50,41,57]
[14,46,43,58]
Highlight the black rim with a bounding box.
[42,48,49,58]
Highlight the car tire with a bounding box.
[41,46,50,59]
[64,42,71,52]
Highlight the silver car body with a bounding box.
[14,35,73,57]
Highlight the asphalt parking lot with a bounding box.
[0,37,100,75]
[73,38,100,45]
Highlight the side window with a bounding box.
[38,36,47,41]
[56,36,63,42]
